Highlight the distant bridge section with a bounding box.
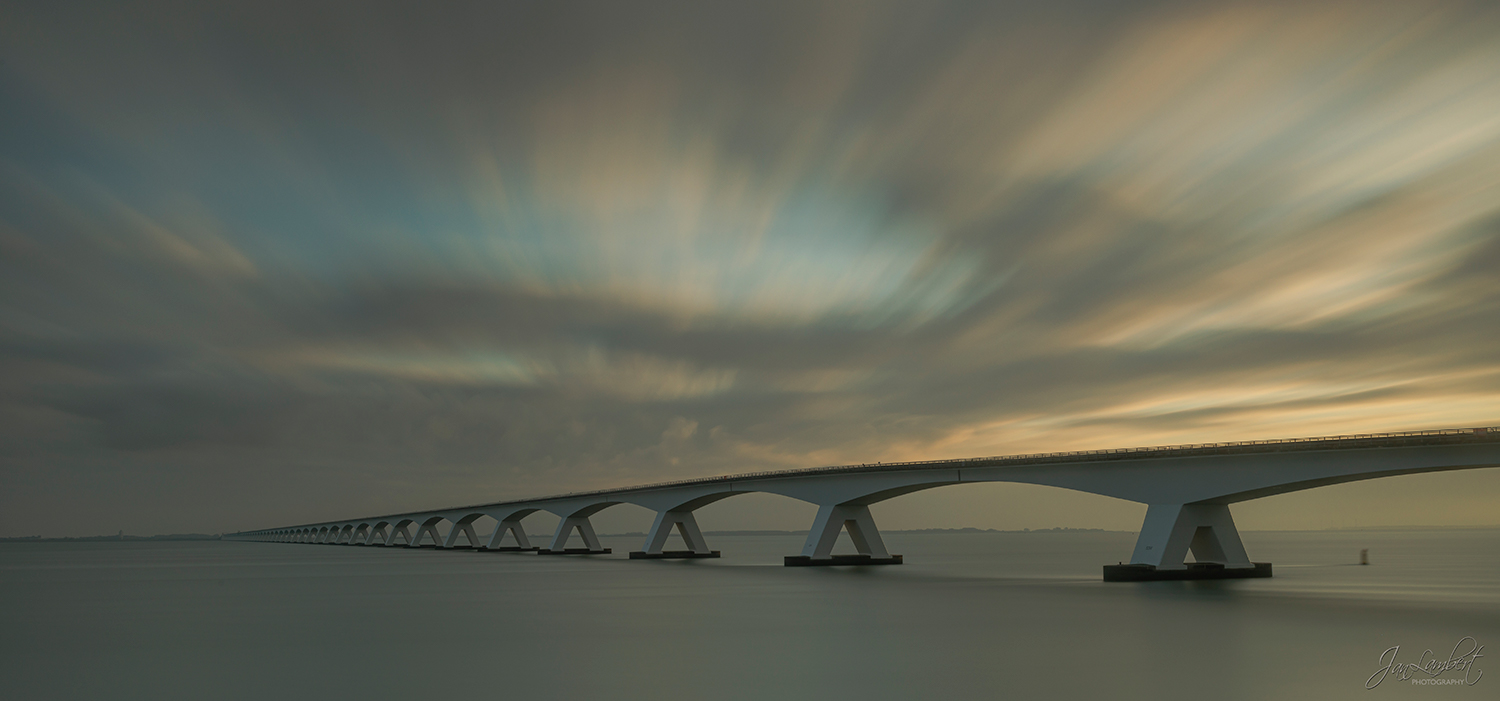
[228,426,1500,580]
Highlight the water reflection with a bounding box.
[0,529,1494,700]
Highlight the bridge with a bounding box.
[227,426,1500,580]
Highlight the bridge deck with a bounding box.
[267,426,1498,532]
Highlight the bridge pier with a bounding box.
[386,523,413,546]
[1105,503,1271,581]
[785,503,903,566]
[408,519,443,548]
[483,518,539,551]
[539,515,611,555]
[630,510,720,559]
[441,520,481,549]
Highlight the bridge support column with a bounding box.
[441,522,481,549]
[386,524,412,546]
[785,504,902,566]
[1105,503,1271,581]
[408,521,441,548]
[367,525,389,545]
[539,516,611,555]
[630,510,720,559]
[483,519,539,552]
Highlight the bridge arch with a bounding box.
[538,501,623,553]
[437,513,494,549]
[386,518,419,546]
[368,520,393,546]
[405,516,450,547]
[483,507,540,550]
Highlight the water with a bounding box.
[2,529,1495,700]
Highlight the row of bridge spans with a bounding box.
[229,426,1500,580]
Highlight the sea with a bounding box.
[1,528,1494,700]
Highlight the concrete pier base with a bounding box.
[796,504,898,565]
[480,546,541,552]
[1103,562,1272,582]
[537,548,612,555]
[629,550,721,559]
[785,554,903,566]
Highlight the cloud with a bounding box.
[1,0,1498,535]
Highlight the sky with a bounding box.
[1,0,1498,538]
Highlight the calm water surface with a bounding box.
[2,529,1495,700]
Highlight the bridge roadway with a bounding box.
[227,426,1500,580]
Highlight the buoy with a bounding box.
[1360,548,1369,566]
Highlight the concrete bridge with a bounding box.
[227,426,1500,580]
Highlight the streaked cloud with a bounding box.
[0,0,1496,535]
